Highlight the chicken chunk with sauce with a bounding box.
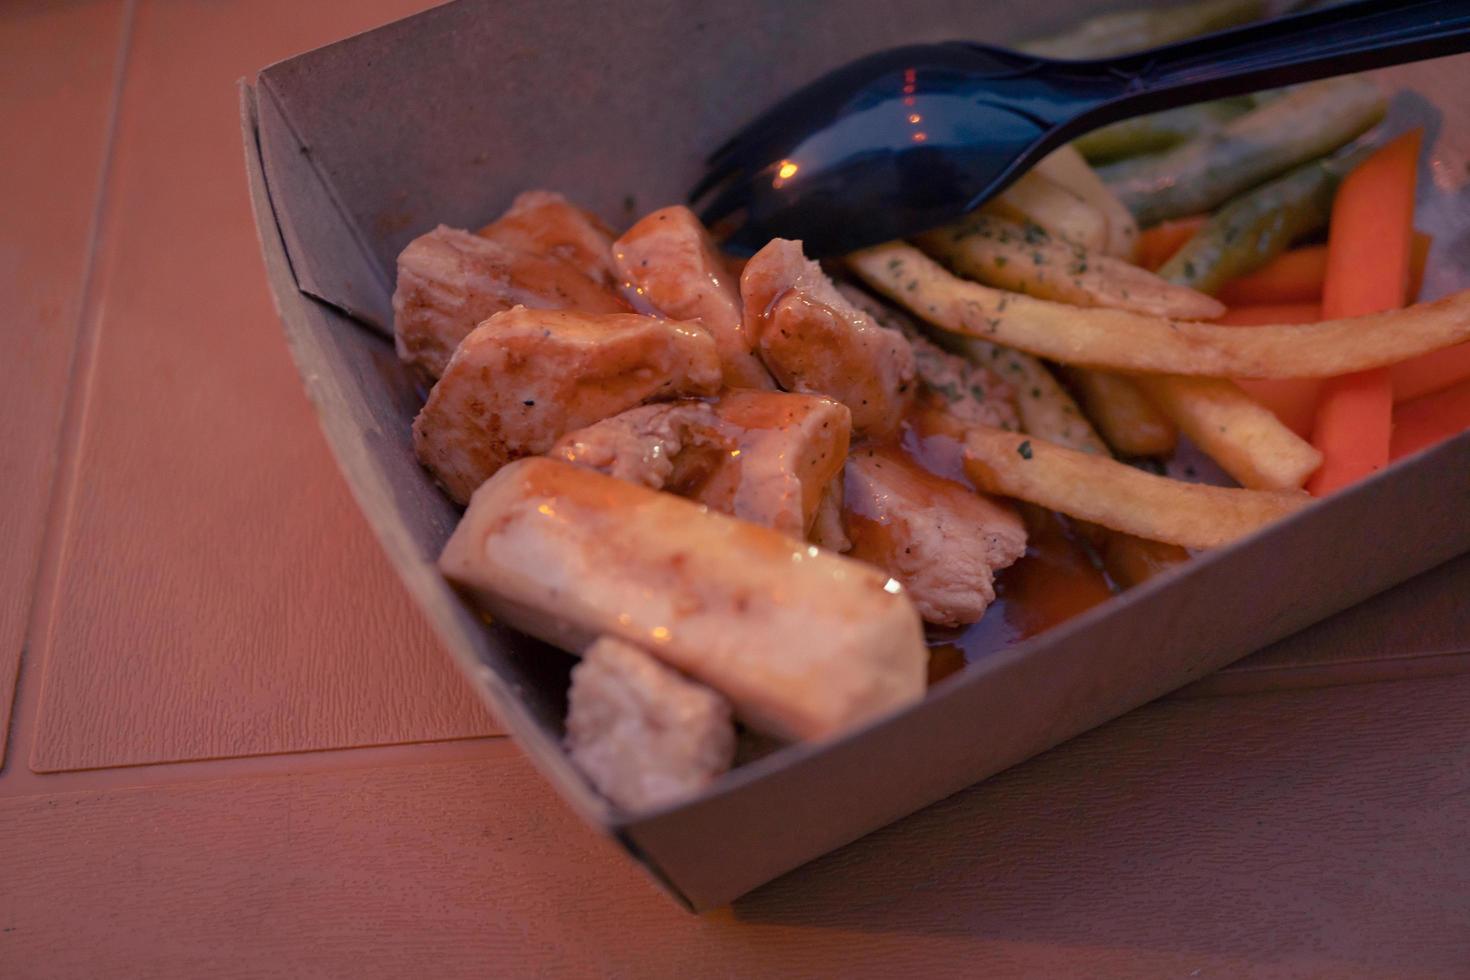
[550,400,725,490]
[844,448,1027,627]
[565,635,736,812]
[440,458,927,741]
[612,206,773,389]
[740,239,916,437]
[810,473,852,554]
[413,308,721,503]
[392,226,625,379]
[835,282,1019,433]
[552,389,851,539]
[479,190,619,286]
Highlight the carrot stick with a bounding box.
[1214,231,1429,307]
[1217,302,1322,326]
[1223,301,1322,435]
[1216,246,1328,305]
[1390,340,1470,403]
[1389,378,1470,460]
[1307,129,1422,496]
[1136,215,1207,271]
[1408,230,1432,301]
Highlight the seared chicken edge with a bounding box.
[440,457,928,742]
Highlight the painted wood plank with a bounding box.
[3,674,1469,976]
[0,0,131,769]
[26,0,497,773]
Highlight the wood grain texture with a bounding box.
[25,0,498,774]
[3,675,1468,978]
[1193,551,1470,696]
[0,1,130,767]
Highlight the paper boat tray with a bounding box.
[242,0,1470,909]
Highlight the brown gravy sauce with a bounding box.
[877,392,1117,686]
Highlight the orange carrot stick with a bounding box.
[1222,301,1322,435]
[1136,215,1207,271]
[1212,231,1429,307]
[1216,302,1322,326]
[1308,130,1422,496]
[1390,340,1470,403]
[1216,246,1328,305]
[1389,378,1470,460]
[1408,230,1432,301]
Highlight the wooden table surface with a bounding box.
[3,2,1468,976]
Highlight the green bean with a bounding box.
[1156,140,1374,295]
[1074,99,1254,164]
[1106,77,1386,227]
[1020,0,1266,59]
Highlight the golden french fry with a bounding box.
[940,334,1110,455]
[849,243,1470,379]
[962,425,1311,549]
[1033,145,1139,260]
[1131,375,1322,490]
[1086,528,1193,588]
[915,213,1224,320]
[1058,367,1178,457]
[940,327,1191,578]
[982,170,1109,254]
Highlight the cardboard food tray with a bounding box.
[241,0,1470,910]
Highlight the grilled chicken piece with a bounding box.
[552,389,851,538]
[440,458,927,741]
[479,190,619,286]
[550,400,724,490]
[565,635,735,811]
[698,390,850,538]
[740,239,916,438]
[844,448,1027,627]
[393,226,626,379]
[810,474,852,553]
[612,206,773,389]
[836,282,1019,432]
[414,309,721,503]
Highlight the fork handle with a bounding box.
[1093,0,1470,114]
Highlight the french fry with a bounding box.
[982,170,1110,254]
[1058,367,1178,457]
[914,213,1224,320]
[1033,145,1140,260]
[1234,378,1322,438]
[848,242,1470,379]
[938,334,1110,456]
[1090,529,1195,589]
[1131,375,1323,490]
[1218,302,1321,326]
[939,333,1190,578]
[962,425,1311,549]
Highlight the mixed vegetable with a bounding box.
[1016,0,1470,497]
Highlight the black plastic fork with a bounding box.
[692,0,1470,256]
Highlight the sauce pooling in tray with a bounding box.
[926,507,1114,685]
[887,395,1115,683]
